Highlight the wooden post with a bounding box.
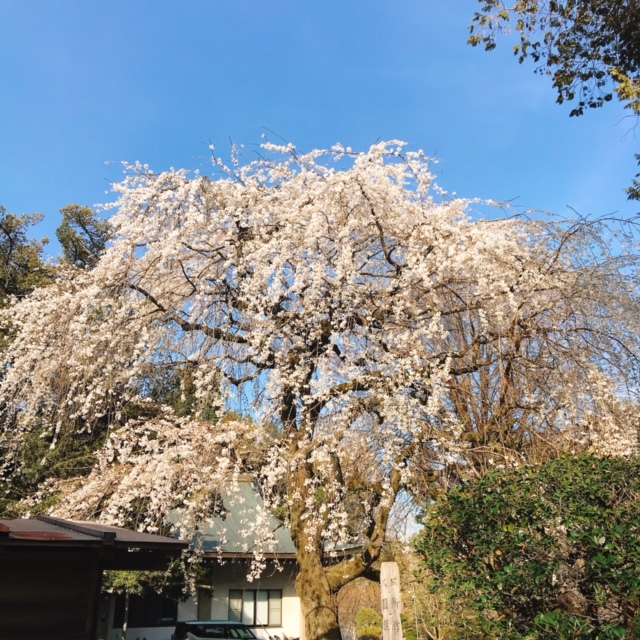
[122,592,130,640]
[381,562,402,640]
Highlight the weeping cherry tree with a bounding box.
[1,142,639,640]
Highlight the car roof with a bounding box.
[182,621,250,625]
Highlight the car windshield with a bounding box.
[187,624,257,639]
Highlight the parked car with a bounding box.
[172,621,258,640]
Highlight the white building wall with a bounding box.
[107,560,301,640]
[178,596,198,621]
[209,560,301,640]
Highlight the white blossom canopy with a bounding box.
[2,142,639,554]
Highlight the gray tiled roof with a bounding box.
[173,479,296,557]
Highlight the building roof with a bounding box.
[0,515,188,570]
[171,479,365,563]
[175,479,297,559]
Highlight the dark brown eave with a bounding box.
[203,545,362,564]
[0,516,188,571]
[204,551,298,561]
[36,515,117,544]
[37,515,187,551]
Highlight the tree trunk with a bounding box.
[287,443,403,640]
[295,550,341,640]
[289,455,342,640]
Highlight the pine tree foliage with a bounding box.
[56,204,112,269]
[0,205,53,304]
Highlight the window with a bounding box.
[228,589,282,627]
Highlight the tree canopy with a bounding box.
[56,204,112,269]
[469,0,640,116]
[0,203,109,516]
[1,142,639,640]
[469,0,640,198]
[0,205,53,305]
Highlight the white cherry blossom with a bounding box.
[2,142,639,640]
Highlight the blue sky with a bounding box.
[1,0,637,256]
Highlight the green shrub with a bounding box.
[414,455,640,639]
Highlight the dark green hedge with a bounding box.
[414,455,640,639]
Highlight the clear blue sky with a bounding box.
[1,0,637,256]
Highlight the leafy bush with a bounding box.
[414,455,640,639]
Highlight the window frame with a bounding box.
[228,589,282,627]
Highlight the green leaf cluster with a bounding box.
[103,558,205,600]
[415,455,640,639]
[469,0,640,200]
[469,1,640,115]
[0,426,108,517]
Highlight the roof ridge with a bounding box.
[36,514,116,544]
